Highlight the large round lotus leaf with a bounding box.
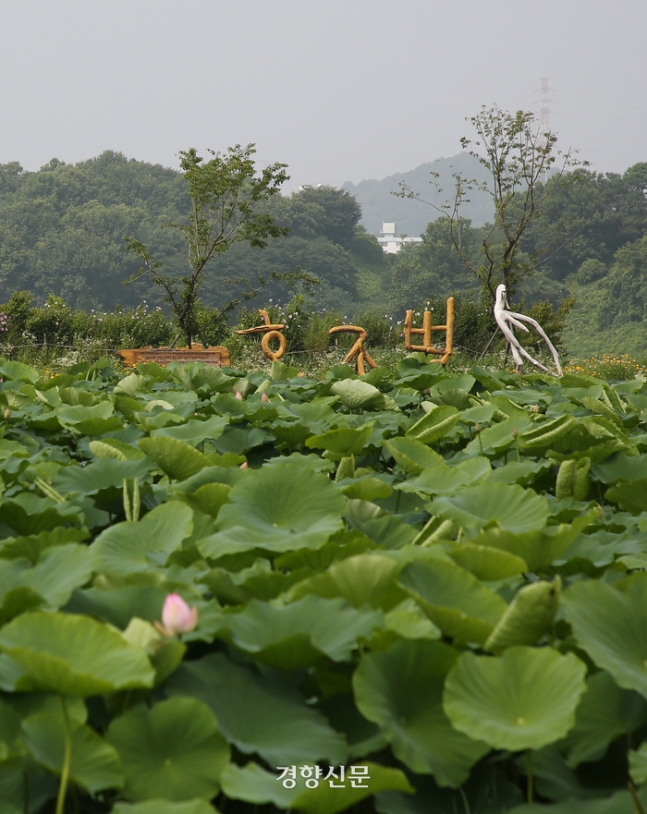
[111,801,218,814]
[199,460,346,558]
[291,553,404,610]
[383,437,444,475]
[443,646,587,751]
[22,711,123,793]
[428,482,549,536]
[0,612,155,696]
[224,595,383,669]
[166,654,347,766]
[151,414,229,445]
[105,697,229,802]
[306,425,374,456]
[138,436,210,481]
[398,558,507,645]
[353,639,488,787]
[562,574,647,699]
[561,671,647,768]
[92,501,193,573]
[397,456,490,497]
[330,379,385,410]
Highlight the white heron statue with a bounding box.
[493,284,562,377]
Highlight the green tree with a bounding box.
[126,144,299,347]
[396,105,584,299]
[388,217,478,314]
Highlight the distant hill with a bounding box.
[343,152,493,237]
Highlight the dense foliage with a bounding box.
[0,155,389,317]
[2,356,647,812]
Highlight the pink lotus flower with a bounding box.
[155,593,198,637]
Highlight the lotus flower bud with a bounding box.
[155,593,198,637]
[240,461,249,469]
[235,390,243,401]
[511,427,518,438]
[261,392,269,402]
[3,408,10,419]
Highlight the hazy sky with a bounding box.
[1,0,645,190]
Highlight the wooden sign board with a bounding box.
[116,346,231,368]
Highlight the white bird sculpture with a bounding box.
[493,284,562,377]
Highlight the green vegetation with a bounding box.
[1,357,647,811]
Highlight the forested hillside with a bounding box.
[1,152,646,358]
[0,154,390,316]
[343,152,493,236]
[388,163,647,357]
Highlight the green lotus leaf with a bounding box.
[138,435,211,481]
[330,379,385,410]
[606,478,647,512]
[562,574,647,699]
[0,586,43,625]
[397,456,490,497]
[13,543,94,609]
[224,595,383,669]
[92,501,193,574]
[306,425,374,456]
[428,482,549,536]
[353,639,488,787]
[199,460,346,558]
[0,360,39,383]
[561,671,647,768]
[57,402,123,435]
[220,762,298,808]
[443,647,587,751]
[0,493,82,536]
[383,437,444,475]
[291,763,414,814]
[517,414,577,450]
[166,654,347,766]
[22,710,123,793]
[271,421,314,449]
[291,553,405,611]
[111,799,219,814]
[89,439,146,461]
[171,363,234,393]
[66,584,169,629]
[473,512,594,572]
[0,612,154,695]
[52,457,152,499]
[341,477,393,501]
[592,452,647,484]
[113,372,147,397]
[210,424,271,454]
[405,406,461,445]
[176,483,231,518]
[106,697,229,802]
[464,417,530,456]
[629,743,647,786]
[398,559,506,645]
[446,543,528,581]
[151,414,229,445]
[488,459,553,486]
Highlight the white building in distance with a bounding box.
[377,222,423,254]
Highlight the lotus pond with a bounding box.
[2,355,647,814]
